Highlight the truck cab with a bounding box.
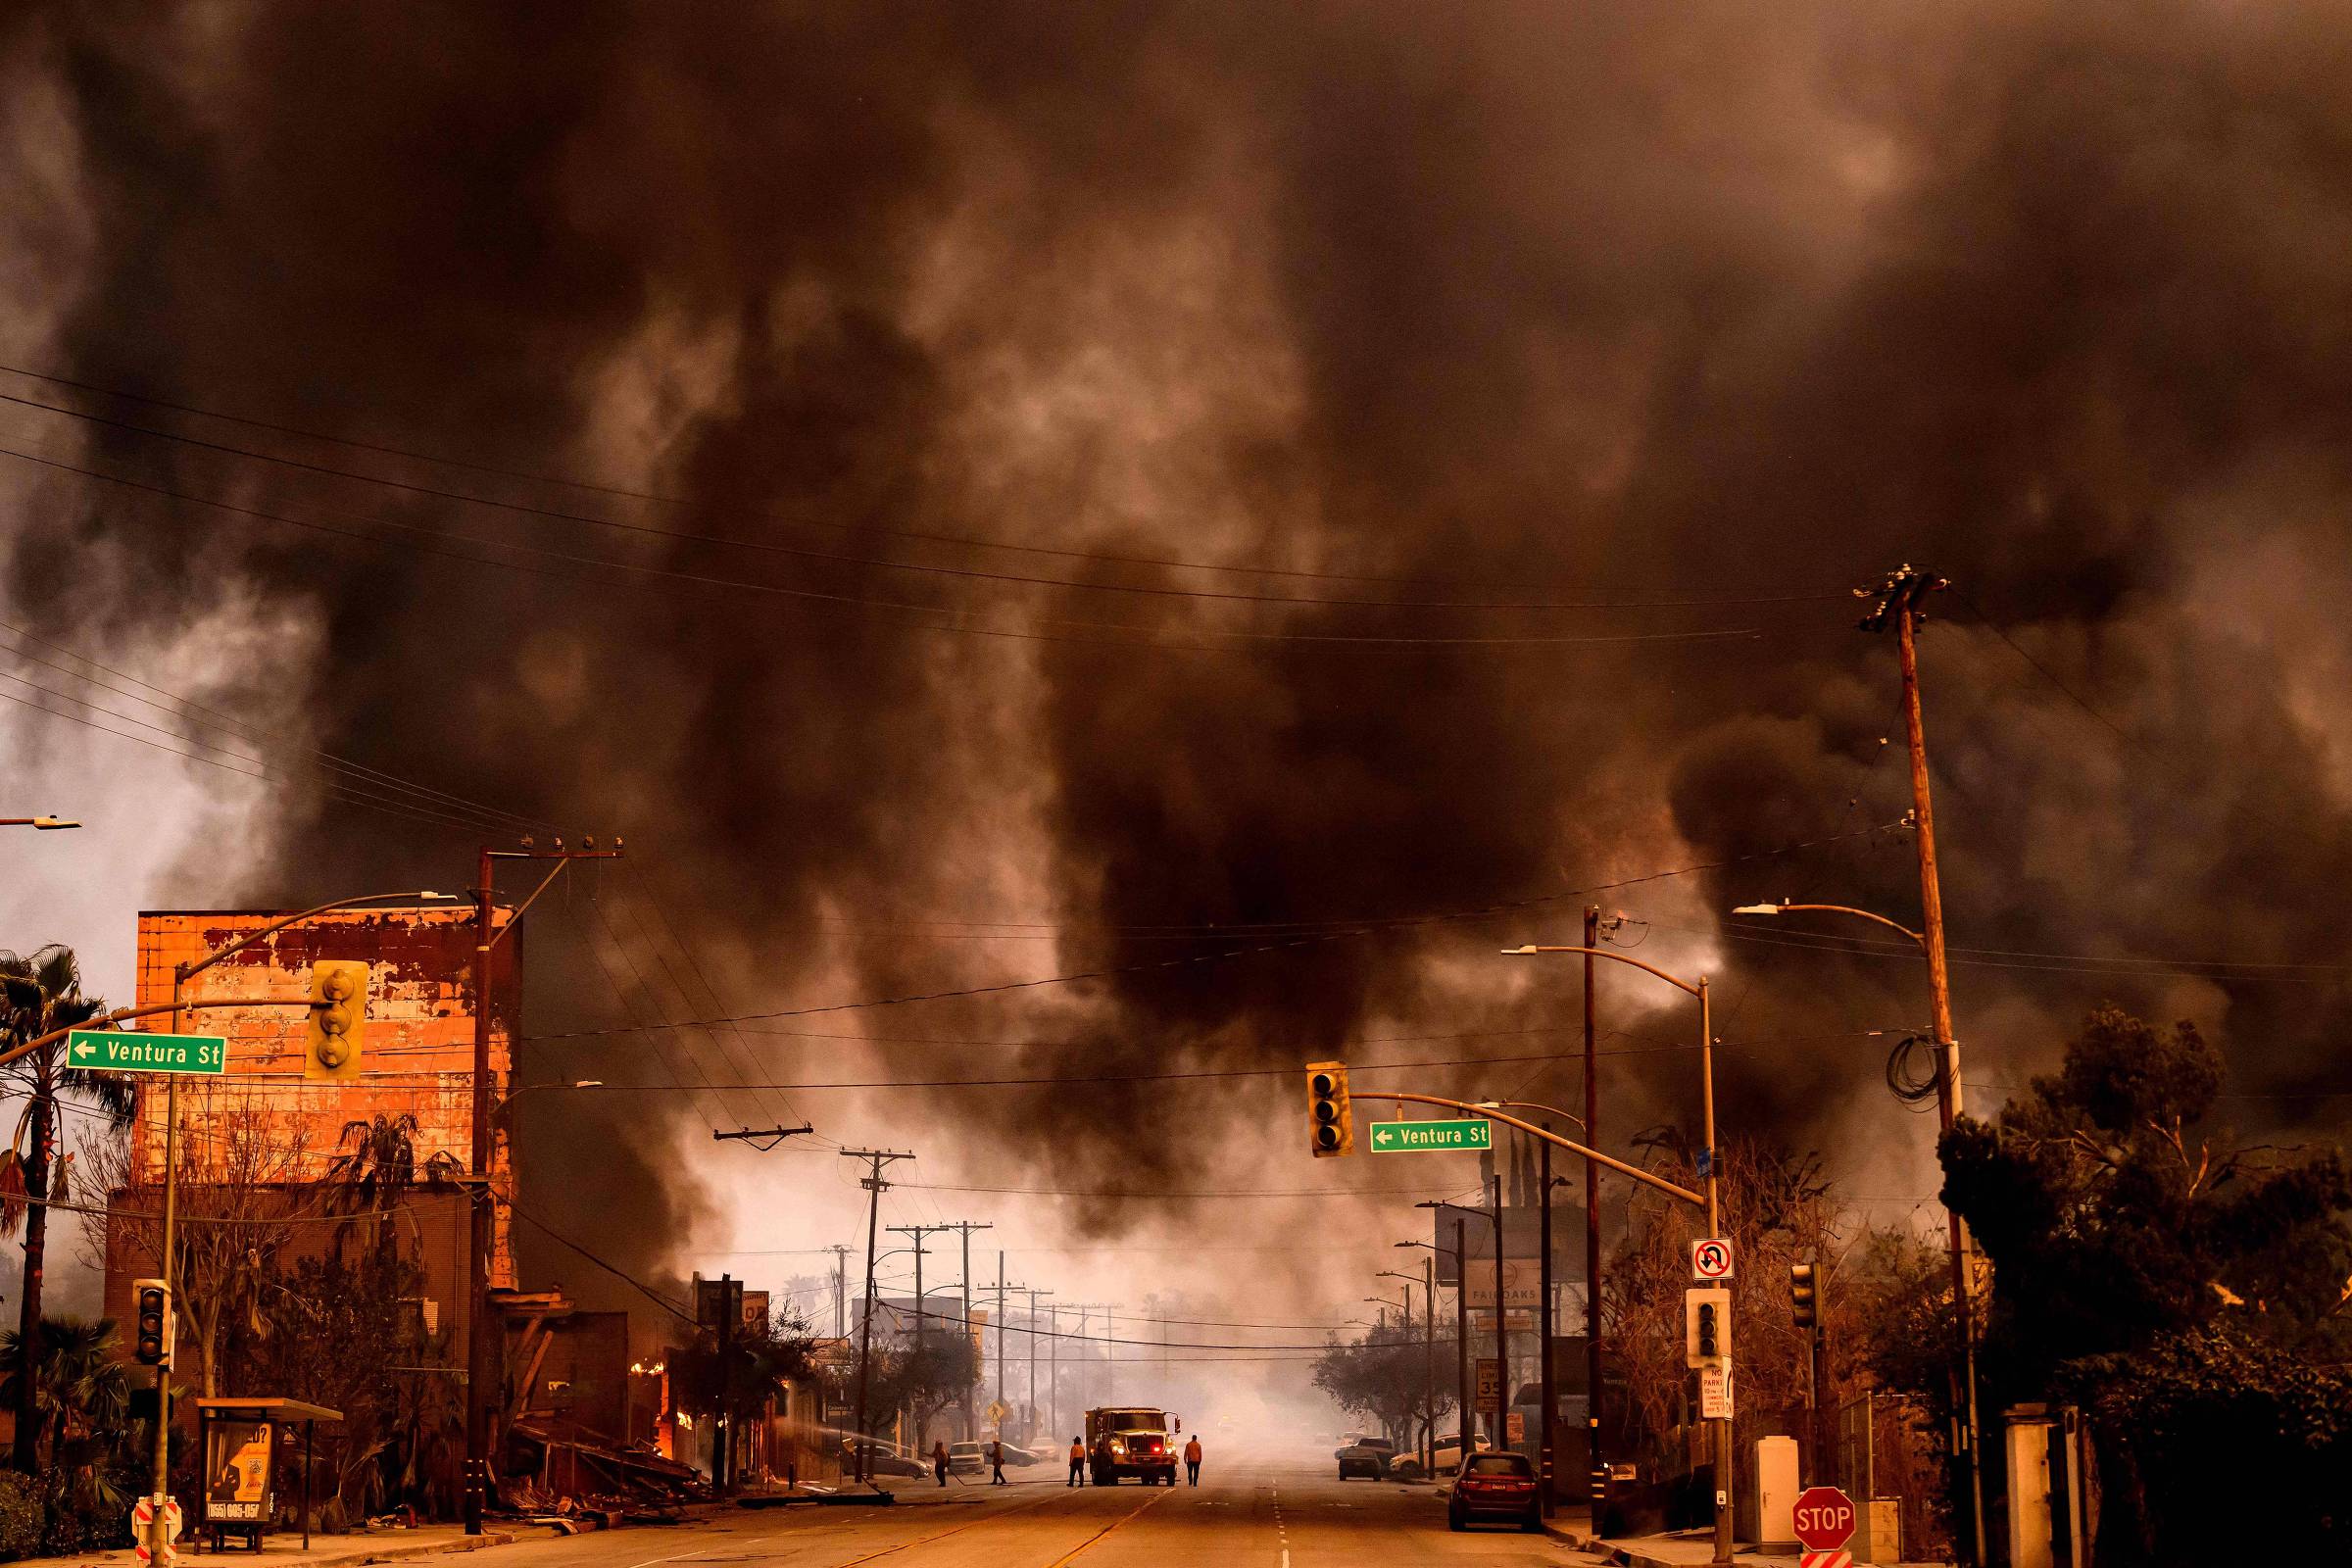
[1085,1406,1180,1486]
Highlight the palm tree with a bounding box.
[0,947,131,1473]
[326,1112,418,1263]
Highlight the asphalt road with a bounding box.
[473,1444,1575,1568]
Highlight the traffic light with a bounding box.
[133,1278,172,1367]
[1304,1060,1353,1157]
[1684,1286,1730,1367]
[303,958,370,1081]
[1790,1261,1819,1330]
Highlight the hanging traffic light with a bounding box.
[1790,1261,1819,1330]
[1304,1060,1353,1157]
[133,1278,172,1368]
[304,958,370,1081]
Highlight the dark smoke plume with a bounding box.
[4,2,2351,1293]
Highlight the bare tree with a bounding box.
[81,1083,320,1397]
[1602,1134,1860,1469]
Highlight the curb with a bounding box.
[337,1530,520,1566]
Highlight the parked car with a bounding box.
[1336,1437,1396,1480]
[841,1436,927,1479]
[949,1441,987,1475]
[999,1443,1045,1467]
[1447,1450,1541,1533]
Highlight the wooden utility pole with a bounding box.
[1491,1171,1507,1449]
[1538,1132,1556,1515]
[1861,564,1987,1564]
[1455,1218,1471,1458]
[842,1149,911,1482]
[1584,904,1605,1521]
[468,841,619,1533]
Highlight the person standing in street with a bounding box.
[1067,1436,1086,1487]
[1184,1434,1202,1486]
[989,1439,1007,1486]
[932,1440,950,1487]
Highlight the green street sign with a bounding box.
[67,1030,227,1075]
[1367,1118,1492,1153]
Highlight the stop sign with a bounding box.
[1792,1486,1856,1551]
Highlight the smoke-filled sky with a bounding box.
[3,2,2350,1341]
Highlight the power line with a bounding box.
[0,442,1775,656]
[522,821,1906,1043]
[0,363,1849,607]
[0,615,555,836]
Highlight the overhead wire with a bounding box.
[0,614,557,837]
[0,365,1849,608]
[522,820,1910,1044]
[0,441,1775,657]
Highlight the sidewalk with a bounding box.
[10,1523,520,1568]
[1565,1531,1942,1568]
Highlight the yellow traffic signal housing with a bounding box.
[1305,1060,1353,1157]
[304,958,370,1081]
[1790,1261,1819,1329]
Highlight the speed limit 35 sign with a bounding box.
[1691,1238,1735,1280]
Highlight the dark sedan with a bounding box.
[1336,1438,1396,1480]
[1447,1450,1541,1532]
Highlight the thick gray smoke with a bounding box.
[3,2,2350,1290]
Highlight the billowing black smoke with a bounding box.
[5,1,2351,1288]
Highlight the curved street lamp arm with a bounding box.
[1361,1091,1704,1208]
[1499,945,1700,998]
[179,891,453,981]
[1736,903,1925,948]
[1484,1099,1588,1133]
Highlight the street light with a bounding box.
[1502,941,1731,1567]
[1418,1200,1494,1462]
[0,816,78,829]
[1733,898,1985,1547]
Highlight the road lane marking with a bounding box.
[1040,1485,1174,1566]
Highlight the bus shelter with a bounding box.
[192,1398,343,1551]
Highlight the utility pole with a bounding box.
[1020,1287,1054,1441]
[468,840,619,1534]
[1861,564,1987,1564]
[1048,1303,1060,1441]
[842,1149,911,1483]
[714,1272,737,1496]
[1422,1252,1435,1476]
[1539,1131,1556,1516]
[1453,1219,1471,1457]
[827,1245,852,1339]
[886,1225,943,1361]
[1585,905,1606,1520]
[947,1222,992,1438]
[1491,1171,1507,1450]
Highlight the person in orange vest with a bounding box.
[1067,1435,1086,1487]
[1184,1434,1203,1486]
[989,1439,1007,1486]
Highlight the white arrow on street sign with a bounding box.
[1372,1126,1394,1150]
